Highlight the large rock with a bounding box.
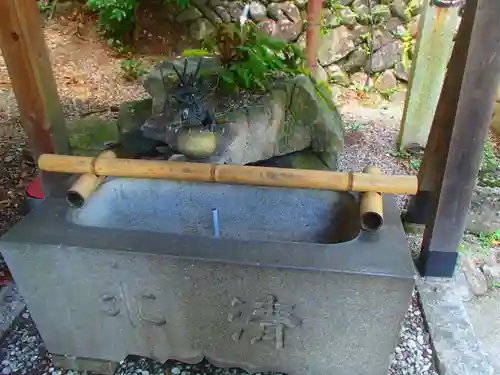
[276,18,302,42]
[209,0,228,6]
[385,16,402,30]
[314,65,329,83]
[390,0,409,22]
[395,61,410,82]
[350,71,370,89]
[214,5,231,23]
[216,75,344,168]
[143,56,222,117]
[263,2,302,41]
[295,0,308,10]
[372,4,391,23]
[189,18,216,40]
[296,32,307,50]
[142,57,343,167]
[339,48,368,73]
[249,1,267,21]
[117,99,152,135]
[116,99,167,156]
[176,6,203,23]
[229,1,244,21]
[197,4,223,25]
[323,9,342,28]
[339,8,357,27]
[351,0,367,7]
[327,64,350,86]
[257,19,277,35]
[367,41,403,72]
[267,2,284,20]
[285,75,344,168]
[355,4,370,25]
[280,2,301,22]
[68,116,119,156]
[372,28,395,51]
[249,149,330,170]
[318,26,356,66]
[467,186,500,235]
[374,70,397,92]
[386,17,407,38]
[352,24,370,45]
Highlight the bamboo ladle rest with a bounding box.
[38,153,418,231]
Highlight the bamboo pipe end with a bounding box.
[360,165,384,232]
[360,197,384,231]
[66,150,116,208]
[67,189,86,208]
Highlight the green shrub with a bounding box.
[120,58,147,80]
[87,0,138,41]
[38,0,54,13]
[202,22,305,91]
[87,0,189,45]
[401,31,414,72]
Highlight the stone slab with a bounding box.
[416,275,496,375]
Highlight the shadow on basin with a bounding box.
[69,178,360,244]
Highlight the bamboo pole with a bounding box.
[66,150,116,208]
[359,166,384,232]
[38,154,419,195]
[305,0,322,75]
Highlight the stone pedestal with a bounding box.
[1,179,415,375]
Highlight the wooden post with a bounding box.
[0,0,69,157]
[397,1,459,151]
[405,0,500,277]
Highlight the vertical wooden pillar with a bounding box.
[397,1,459,151]
[0,0,69,157]
[406,0,500,277]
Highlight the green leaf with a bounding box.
[111,8,126,21]
[220,72,235,84]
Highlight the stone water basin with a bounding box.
[1,177,415,375]
[70,178,360,244]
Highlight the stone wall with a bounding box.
[174,0,423,90]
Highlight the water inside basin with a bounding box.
[70,178,360,243]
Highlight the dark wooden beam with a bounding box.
[406,0,500,277]
[0,0,69,157]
